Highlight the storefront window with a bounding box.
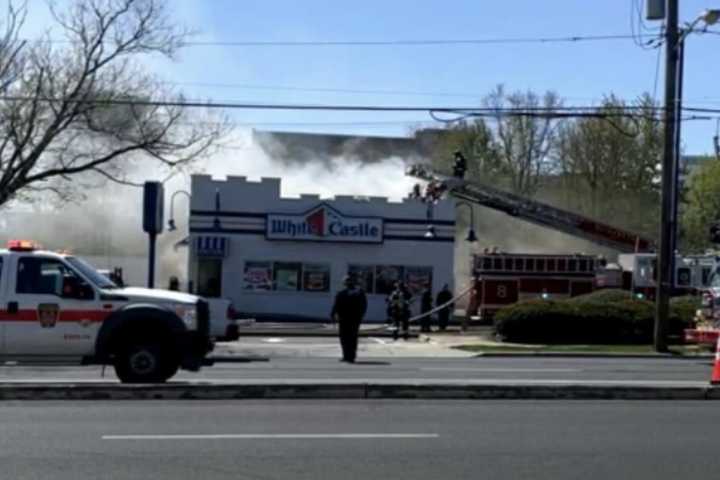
[348,265,375,293]
[243,261,273,291]
[375,265,404,295]
[274,262,302,291]
[404,267,433,296]
[303,264,330,292]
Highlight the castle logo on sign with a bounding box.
[267,204,383,243]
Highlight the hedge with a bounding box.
[494,291,698,344]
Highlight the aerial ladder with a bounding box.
[406,163,655,253]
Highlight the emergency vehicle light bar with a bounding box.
[7,240,37,251]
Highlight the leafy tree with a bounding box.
[425,118,503,186]
[680,158,720,252]
[555,94,662,237]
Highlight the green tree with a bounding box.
[555,93,662,237]
[425,118,503,186]
[680,158,720,251]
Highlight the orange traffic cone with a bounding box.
[711,336,720,385]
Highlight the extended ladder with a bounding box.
[407,165,654,253]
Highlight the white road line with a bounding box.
[370,338,388,345]
[102,433,440,440]
[420,367,582,373]
[262,338,286,343]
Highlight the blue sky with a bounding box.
[22,0,720,155]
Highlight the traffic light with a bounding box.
[710,222,720,244]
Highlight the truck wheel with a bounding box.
[114,342,178,384]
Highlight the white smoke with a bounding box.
[0,128,417,287]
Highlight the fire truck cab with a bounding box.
[0,241,213,383]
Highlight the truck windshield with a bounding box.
[65,257,118,289]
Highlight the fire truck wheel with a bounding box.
[114,342,178,384]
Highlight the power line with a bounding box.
[163,81,486,99]
[0,94,717,121]
[32,33,667,48]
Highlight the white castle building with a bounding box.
[187,175,455,323]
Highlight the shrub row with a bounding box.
[494,290,699,344]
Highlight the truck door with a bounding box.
[4,255,101,357]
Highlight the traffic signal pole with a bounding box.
[655,0,680,352]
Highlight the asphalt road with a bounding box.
[0,400,716,479]
[0,356,713,385]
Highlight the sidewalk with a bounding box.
[238,322,418,338]
[418,328,714,359]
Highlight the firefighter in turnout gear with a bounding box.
[331,275,368,363]
[388,282,413,341]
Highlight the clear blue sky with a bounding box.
[25,0,720,155]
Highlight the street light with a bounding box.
[456,201,478,243]
[648,5,720,351]
[699,9,720,27]
[168,190,190,231]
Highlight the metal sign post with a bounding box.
[143,182,164,288]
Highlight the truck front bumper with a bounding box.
[178,331,214,371]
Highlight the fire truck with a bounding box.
[0,240,213,383]
[407,164,716,318]
[471,250,602,319]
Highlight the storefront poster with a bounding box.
[303,264,330,292]
[274,263,301,291]
[405,267,433,296]
[243,262,273,291]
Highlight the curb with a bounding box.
[238,330,418,339]
[0,382,716,401]
[471,352,714,360]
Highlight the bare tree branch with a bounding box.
[0,0,227,207]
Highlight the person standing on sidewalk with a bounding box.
[331,275,368,363]
[436,284,453,331]
[420,287,433,333]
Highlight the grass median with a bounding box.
[454,343,712,356]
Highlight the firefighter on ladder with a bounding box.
[453,151,467,179]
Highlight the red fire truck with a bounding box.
[471,251,603,319]
[407,165,654,319]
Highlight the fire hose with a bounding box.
[397,283,474,324]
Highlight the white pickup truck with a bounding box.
[0,241,214,383]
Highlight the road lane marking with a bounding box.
[262,338,286,343]
[420,368,581,373]
[102,433,440,440]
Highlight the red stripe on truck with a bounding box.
[0,310,110,322]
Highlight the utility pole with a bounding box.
[655,0,680,352]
